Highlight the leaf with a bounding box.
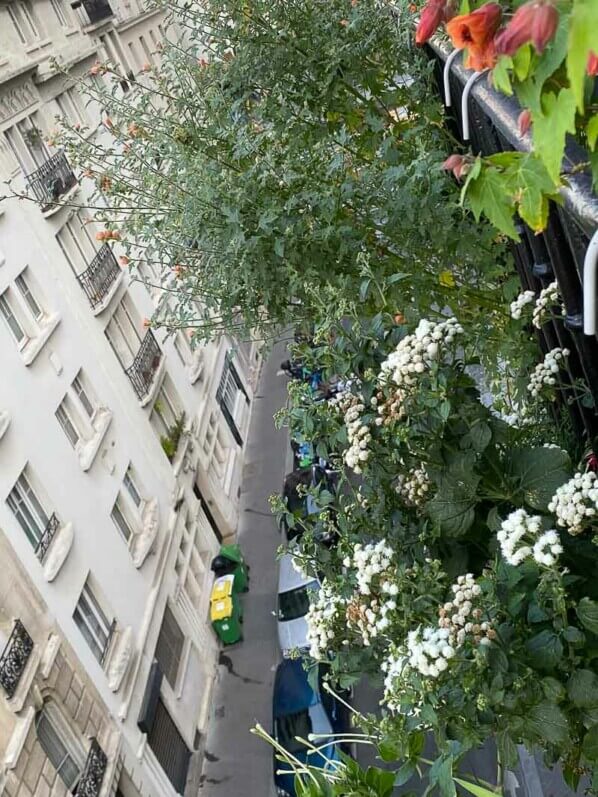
[509,445,571,511]
[274,238,285,257]
[577,597,598,635]
[532,88,576,183]
[429,756,456,797]
[516,22,570,115]
[454,777,501,797]
[525,630,563,670]
[463,421,492,453]
[359,278,372,302]
[567,669,598,708]
[588,115,598,151]
[496,730,518,769]
[512,45,533,81]
[395,761,417,786]
[492,57,513,95]
[568,0,598,110]
[464,166,519,239]
[505,154,560,231]
[439,270,455,288]
[542,676,566,702]
[525,702,569,744]
[583,726,598,763]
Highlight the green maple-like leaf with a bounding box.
[532,88,576,184]
[568,0,598,110]
[504,153,561,231]
[464,165,519,239]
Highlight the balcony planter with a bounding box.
[41,521,74,582]
[131,498,159,568]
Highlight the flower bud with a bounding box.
[518,108,532,136]
[415,0,445,45]
[588,51,598,76]
[495,1,558,56]
[441,153,469,180]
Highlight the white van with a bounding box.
[277,553,319,658]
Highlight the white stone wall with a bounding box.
[0,4,260,795]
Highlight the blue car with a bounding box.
[272,659,348,797]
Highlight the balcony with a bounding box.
[71,0,114,26]
[77,244,121,311]
[76,738,108,797]
[26,152,77,214]
[0,620,34,699]
[34,513,59,564]
[125,330,163,401]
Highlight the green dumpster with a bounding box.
[210,575,243,644]
[210,543,249,593]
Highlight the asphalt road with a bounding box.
[198,340,288,797]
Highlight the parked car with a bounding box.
[277,553,319,657]
[280,465,338,546]
[272,658,348,797]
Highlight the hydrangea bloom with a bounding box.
[548,471,598,535]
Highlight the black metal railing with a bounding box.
[26,151,77,213]
[427,42,598,444]
[125,330,162,400]
[34,513,60,563]
[77,244,121,309]
[70,0,114,25]
[76,738,108,797]
[0,620,34,699]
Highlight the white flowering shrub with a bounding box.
[378,317,463,391]
[527,347,569,398]
[497,509,563,566]
[548,471,598,535]
[333,392,371,473]
[532,281,562,329]
[510,289,535,319]
[351,540,395,595]
[306,581,347,660]
[395,465,431,508]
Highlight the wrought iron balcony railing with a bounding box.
[34,513,60,563]
[77,244,120,309]
[76,738,108,797]
[26,151,77,213]
[71,0,114,25]
[125,330,163,400]
[0,620,34,699]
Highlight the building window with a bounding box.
[7,1,41,45]
[150,375,183,441]
[155,605,185,689]
[216,354,249,447]
[105,295,144,369]
[50,0,69,27]
[0,293,27,347]
[111,498,134,542]
[55,371,102,451]
[73,579,114,663]
[174,332,193,367]
[123,465,142,507]
[36,703,84,790]
[57,210,98,276]
[4,114,49,175]
[0,271,49,352]
[55,88,88,127]
[111,464,145,545]
[7,470,50,549]
[15,273,43,320]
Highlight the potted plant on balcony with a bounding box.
[160,412,186,462]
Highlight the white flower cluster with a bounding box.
[548,471,598,535]
[405,626,455,678]
[378,317,463,391]
[345,592,398,646]
[350,540,395,595]
[532,281,561,329]
[395,465,431,508]
[497,509,562,566]
[528,347,569,398]
[510,290,535,319]
[306,582,346,660]
[381,649,408,712]
[438,574,491,646]
[335,393,371,474]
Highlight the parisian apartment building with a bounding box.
[0,3,260,796]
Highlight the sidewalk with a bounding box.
[197,341,289,797]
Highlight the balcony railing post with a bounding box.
[76,244,120,309]
[34,513,60,563]
[0,620,34,698]
[26,151,77,212]
[76,738,108,797]
[125,330,162,400]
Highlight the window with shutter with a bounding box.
[155,605,185,688]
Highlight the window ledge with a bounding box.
[92,272,123,316]
[130,498,159,568]
[41,182,79,219]
[138,357,166,409]
[188,356,204,384]
[105,625,133,692]
[22,313,61,366]
[4,706,35,770]
[43,521,74,582]
[0,410,10,440]
[76,407,112,471]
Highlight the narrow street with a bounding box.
[198,340,289,797]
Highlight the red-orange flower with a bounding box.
[446,3,502,48]
[119,256,130,267]
[415,0,445,45]
[495,0,558,56]
[588,51,598,76]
